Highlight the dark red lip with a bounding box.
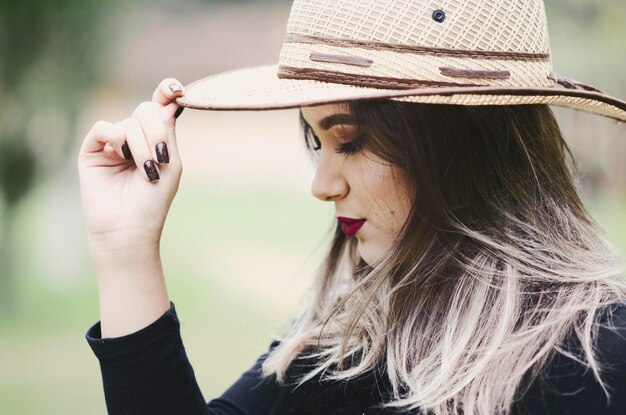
[337,216,366,237]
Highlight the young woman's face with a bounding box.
[300,104,411,265]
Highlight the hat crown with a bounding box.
[287,0,551,54]
[180,0,625,122]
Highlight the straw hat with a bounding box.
[177,0,626,122]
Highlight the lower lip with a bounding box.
[340,220,366,237]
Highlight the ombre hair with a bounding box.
[261,101,626,414]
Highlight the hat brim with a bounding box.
[176,65,626,122]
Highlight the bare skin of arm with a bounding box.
[78,79,185,338]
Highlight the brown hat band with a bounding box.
[285,34,551,62]
[277,37,554,89]
[277,66,490,90]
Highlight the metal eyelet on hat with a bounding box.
[178,0,626,123]
[432,9,446,23]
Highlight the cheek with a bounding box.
[381,169,411,226]
[355,158,411,225]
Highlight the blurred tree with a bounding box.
[547,0,601,24]
[0,0,117,313]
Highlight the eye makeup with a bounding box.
[332,124,364,155]
[307,130,365,155]
[335,138,363,155]
[301,111,366,156]
[334,124,359,140]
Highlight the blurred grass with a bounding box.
[1,1,625,414]
[0,174,625,414]
[0,178,333,414]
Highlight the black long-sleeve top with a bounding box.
[86,301,626,414]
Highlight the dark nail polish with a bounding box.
[175,106,185,119]
[122,141,132,160]
[144,160,160,182]
[156,143,169,164]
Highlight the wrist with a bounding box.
[88,231,161,267]
[87,226,162,250]
[92,250,171,338]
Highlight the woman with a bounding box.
[78,0,626,414]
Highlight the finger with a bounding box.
[118,118,160,183]
[81,120,127,160]
[161,102,184,120]
[133,102,169,165]
[160,102,182,161]
[152,77,184,106]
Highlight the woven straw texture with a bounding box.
[279,43,554,87]
[393,94,626,120]
[279,0,553,88]
[178,65,626,122]
[177,0,626,123]
[287,0,550,53]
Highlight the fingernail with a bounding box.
[144,160,160,182]
[156,143,169,164]
[175,106,185,119]
[168,83,183,94]
[122,141,133,160]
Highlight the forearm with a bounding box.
[91,241,171,338]
[86,302,210,415]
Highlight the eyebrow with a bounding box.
[318,113,357,130]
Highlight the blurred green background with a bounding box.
[0,0,625,413]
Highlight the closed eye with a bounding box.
[300,113,365,156]
[308,131,364,156]
[335,139,363,155]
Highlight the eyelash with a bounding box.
[309,132,363,155]
[336,140,362,155]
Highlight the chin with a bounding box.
[356,242,382,267]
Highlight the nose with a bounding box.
[310,153,349,202]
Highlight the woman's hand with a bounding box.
[77,78,185,337]
[78,78,184,257]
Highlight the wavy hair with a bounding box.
[261,101,626,414]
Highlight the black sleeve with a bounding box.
[592,301,626,411]
[525,301,626,414]
[85,301,280,415]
